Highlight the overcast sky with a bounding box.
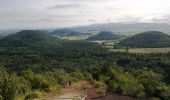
[0,0,170,29]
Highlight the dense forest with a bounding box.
[0,30,170,100]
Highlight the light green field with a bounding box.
[110,48,170,53]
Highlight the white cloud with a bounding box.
[0,0,170,29]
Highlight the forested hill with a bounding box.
[87,31,123,40]
[118,31,170,48]
[0,30,105,54]
[0,30,62,47]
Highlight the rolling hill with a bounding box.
[0,30,102,53]
[118,31,170,48]
[0,30,62,47]
[87,31,123,40]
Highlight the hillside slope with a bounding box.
[0,30,62,47]
[118,31,170,48]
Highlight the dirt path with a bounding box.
[46,82,87,100]
[46,88,86,100]
[45,81,144,100]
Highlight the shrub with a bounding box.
[31,75,50,90]
[17,77,31,95]
[108,68,145,97]
[22,70,50,91]
[0,68,19,100]
[157,83,170,100]
[93,81,107,96]
[134,68,164,97]
[108,80,118,91]
[25,92,41,100]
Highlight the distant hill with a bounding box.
[0,30,102,53]
[62,23,170,35]
[87,31,123,40]
[0,30,62,48]
[50,28,82,36]
[118,31,170,48]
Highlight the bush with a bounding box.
[0,68,19,100]
[31,75,50,90]
[93,81,107,96]
[108,68,145,97]
[22,70,50,91]
[157,83,170,100]
[108,80,118,91]
[134,68,164,97]
[17,77,31,95]
[53,69,73,85]
[25,92,41,100]
[96,87,106,97]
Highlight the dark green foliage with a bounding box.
[87,31,123,40]
[119,31,170,48]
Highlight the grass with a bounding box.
[110,48,170,53]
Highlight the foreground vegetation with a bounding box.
[0,30,170,100]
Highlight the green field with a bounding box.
[110,48,170,53]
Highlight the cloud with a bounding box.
[0,0,170,29]
[46,4,83,10]
[151,15,170,23]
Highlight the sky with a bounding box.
[0,0,170,29]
